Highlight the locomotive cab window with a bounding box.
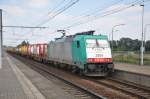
[77,41,80,48]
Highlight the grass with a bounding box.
[113,52,150,66]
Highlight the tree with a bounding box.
[131,39,141,51]
[17,41,29,47]
[117,38,132,51]
[145,40,150,51]
[114,38,141,51]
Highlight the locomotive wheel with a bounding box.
[79,69,84,76]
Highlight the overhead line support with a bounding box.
[3,26,48,29]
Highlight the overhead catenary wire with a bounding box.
[69,0,125,23]
[48,0,124,34]
[27,0,80,38]
[37,0,80,26]
[7,0,150,47]
[64,0,149,29]
[47,0,66,16]
[35,0,147,36]
[3,0,80,45]
[7,0,150,43]
[28,0,126,37]
[44,0,127,35]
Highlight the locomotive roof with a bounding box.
[52,34,108,43]
[53,30,108,43]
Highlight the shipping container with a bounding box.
[18,45,28,55]
[29,44,48,59]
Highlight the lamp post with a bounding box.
[109,30,119,41]
[111,24,125,51]
[140,3,144,65]
[144,24,150,46]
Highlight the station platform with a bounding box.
[114,63,150,76]
[1,52,80,99]
[114,63,150,87]
[0,53,45,99]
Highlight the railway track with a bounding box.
[93,78,150,99]
[12,54,149,99]
[32,63,98,99]
[12,54,105,99]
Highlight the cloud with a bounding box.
[30,3,149,42]
[2,2,150,46]
[28,0,49,7]
[1,5,26,16]
[66,4,150,40]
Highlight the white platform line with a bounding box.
[7,56,45,99]
[0,56,2,69]
[0,38,1,69]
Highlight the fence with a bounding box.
[112,51,150,66]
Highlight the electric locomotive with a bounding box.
[48,31,114,76]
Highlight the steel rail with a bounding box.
[92,78,150,99]
[13,54,105,99]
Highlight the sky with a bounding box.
[0,0,150,46]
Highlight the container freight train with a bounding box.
[7,31,114,76]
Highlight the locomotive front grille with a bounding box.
[87,63,113,75]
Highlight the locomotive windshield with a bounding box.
[86,39,112,60]
[86,39,109,48]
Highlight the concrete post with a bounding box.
[0,9,2,68]
[140,4,144,65]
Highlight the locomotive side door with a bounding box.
[72,39,85,69]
